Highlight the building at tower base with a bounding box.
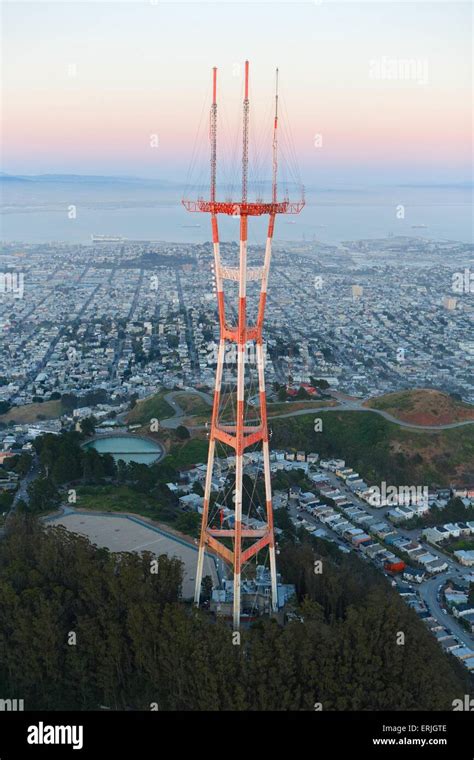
[210,565,295,621]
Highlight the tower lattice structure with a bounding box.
[183,61,304,629]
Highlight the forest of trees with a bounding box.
[0,516,469,711]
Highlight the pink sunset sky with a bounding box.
[2,0,472,185]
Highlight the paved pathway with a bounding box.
[160,390,213,429]
[159,391,474,433]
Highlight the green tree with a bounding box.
[174,511,201,536]
[192,481,204,496]
[9,452,32,477]
[80,416,97,437]
[27,477,60,514]
[296,386,310,400]
[201,575,213,601]
[176,425,190,440]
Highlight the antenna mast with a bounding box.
[210,67,217,203]
[272,68,279,204]
[241,60,249,204]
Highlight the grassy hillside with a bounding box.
[271,411,474,487]
[365,389,474,426]
[76,484,156,516]
[126,391,175,425]
[267,399,338,416]
[167,439,210,468]
[174,393,211,416]
[0,399,62,424]
[183,398,338,427]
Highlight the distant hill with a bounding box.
[0,173,33,183]
[364,389,474,426]
[0,172,180,187]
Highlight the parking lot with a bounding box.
[47,510,218,599]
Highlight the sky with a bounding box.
[1,0,472,186]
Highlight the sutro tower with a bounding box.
[183,61,304,629]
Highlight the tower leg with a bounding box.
[257,215,278,612]
[258,342,278,613]
[233,215,247,630]
[194,440,215,605]
[195,213,225,607]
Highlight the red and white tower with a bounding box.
[183,62,304,629]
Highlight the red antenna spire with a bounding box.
[272,68,279,205]
[183,61,302,216]
[241,60,250,204]
[210,67,217,203]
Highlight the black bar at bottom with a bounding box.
[0,710,472,758]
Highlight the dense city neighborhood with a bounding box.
[1,236,473,408]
